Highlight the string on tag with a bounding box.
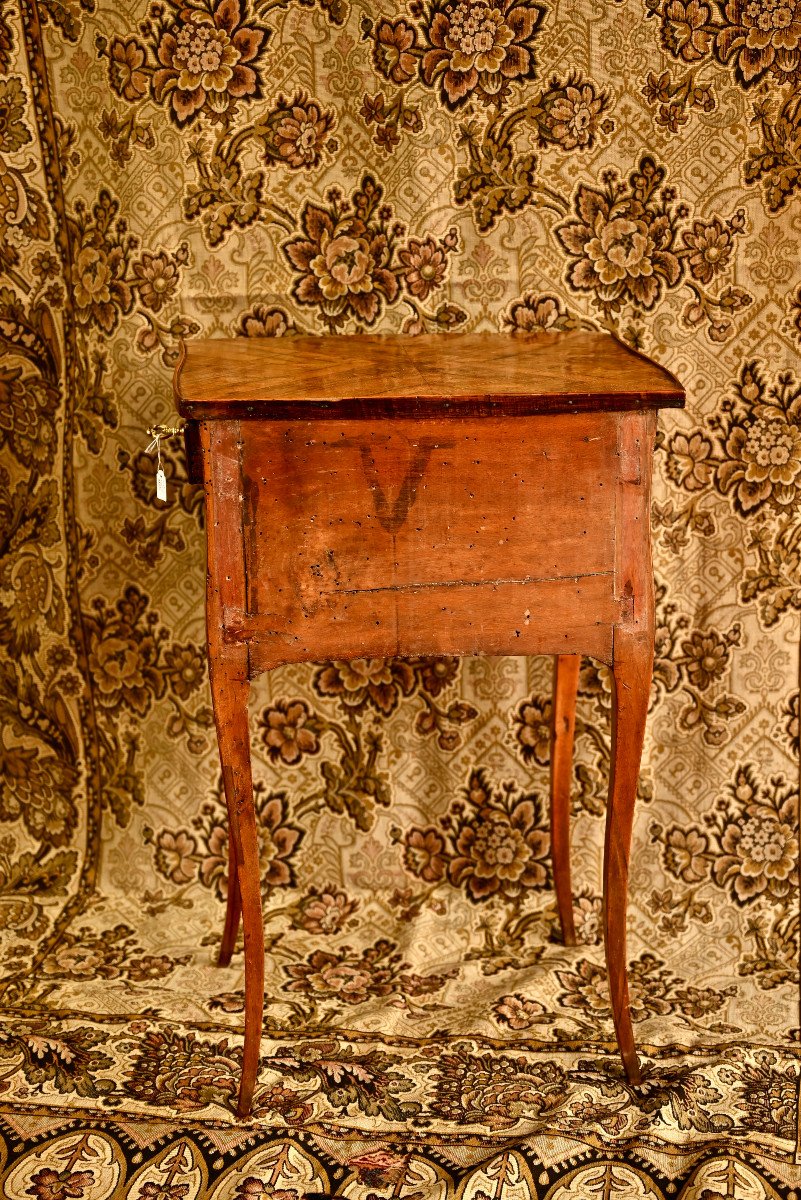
[146,423,185,503]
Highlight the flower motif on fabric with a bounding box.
[663,359,801,626]
[84,587,167,717]
[284,176,460,330]
[0,745,78,847]
[151,779,304,900]
[557,952,734,1023]
[260,699,322,764]
[557,156,749,337]
[39,922,187,984]
[3,1023,115,1100]
[403,767,550,903]
[645,0,801,204]
[493,993,548,1029]
[256,1039,421,1121]
[67,188,193,365]
[654,763,797,906]
[0,78,32,153]
[666,352,801,513]
[68,190,136,335]
[525,75,614,149]
[254,92,337,169]
[283,938,454,1013]
[711,766,797,904]
[721,1048,798,1139]
[748,92,801,212]
[288,885,359,935]
[237,304,295,337]
[124,1027,239,1111]
[370,1,545,110]
[421,0,546,108]
[106,0,270,127]
[717,366,801,514]
[426,1045,565,1129]
[76,586,214,820]
[718,0,801,84]
[648,0,801,85]
[558,159,682,313]
[27,1167,96,1199]
[98,17,339,246]
[683,215,736,282]
[0,362,58,474]
[511,695,551,765]
[315,657,416,716]
[365,12,616,233]
[503,290,595,333]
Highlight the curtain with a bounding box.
[0,0,799,1195]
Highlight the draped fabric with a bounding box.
[0,0,799,1195]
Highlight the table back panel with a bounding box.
[223,411,634,670]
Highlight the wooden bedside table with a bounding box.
[174,330,685,1118]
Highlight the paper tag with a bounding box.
[156,468,167,502]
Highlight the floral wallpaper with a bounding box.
[0,0,800,1195]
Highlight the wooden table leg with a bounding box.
[209,659,264,1118]
[603,630,652,1086]
[218,833,242,967]
[550,654,580,946]
[202,419,266,1117]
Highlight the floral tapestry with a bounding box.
[0,0,799,1196]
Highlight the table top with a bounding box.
[174,330,685,421]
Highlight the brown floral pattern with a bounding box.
[711,766,797,904]
[284,175,460,330]
[107,0,270,127]
[123,1028,239,1111]
[649,0,801,84]
[664,359,801,626]
[557,156,749,335]
[654,762,797,907]
[68,189,135,335]
[0,0,798,1169]
[403,767,550,902]
[427,1046,565,1129]
[557,953,735,1024]
[259,698,322,764]
[256,91,337,169]
[371,1,546,110]
[718,369,801,513]
[283,938,454,1009]
[151,779,304,899]
[645,0,801,204]
[289,885,359,934]
[314,656,416,715]
[420,0,545,108]
[40,923,185,984]
[558,160,682,312]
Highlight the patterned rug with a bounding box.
[1,0,800,1195]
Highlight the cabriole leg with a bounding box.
[209,658,264,1118]
[603,631,652,1086]
[550,654,580,946]
[218,833,242,968]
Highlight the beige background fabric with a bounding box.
[1,0,800,1192]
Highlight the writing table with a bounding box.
[174,330,685,1117]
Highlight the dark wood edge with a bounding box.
[176,392,685,421]
[183,419,203,483]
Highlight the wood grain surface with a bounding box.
[236,413,620,669]
[175,331,685,420]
